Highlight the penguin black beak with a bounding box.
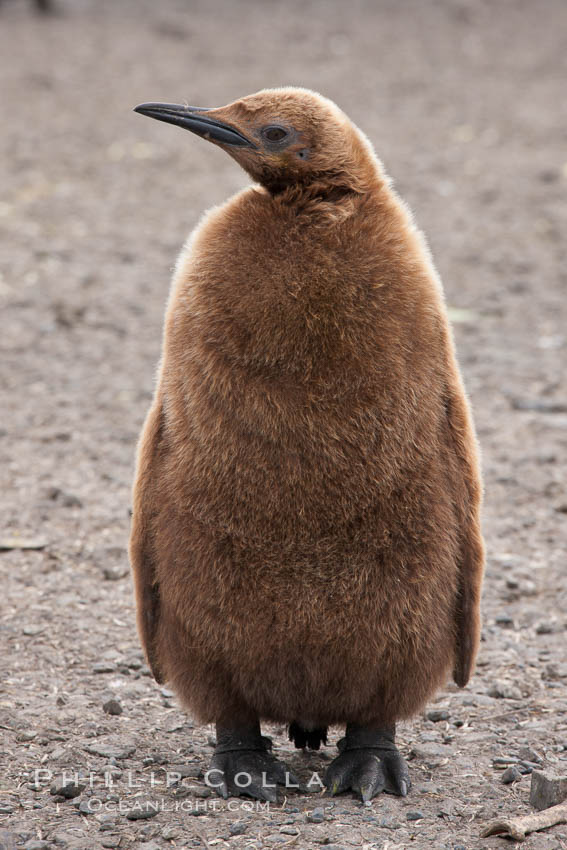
[133,102,256,148]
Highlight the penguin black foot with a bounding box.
[288,721,328,750]
[207,723,300,802]
[325,723,410,804]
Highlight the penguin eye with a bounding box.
[262,126,288,143]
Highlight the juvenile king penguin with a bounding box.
[130,88,485,802]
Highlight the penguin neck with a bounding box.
[262,166,382,218]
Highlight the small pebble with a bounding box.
[306,806,326,823]
[93,663,116,674]
[51,832,78,847]
[427,709,450,722]
[406,810,425,821]
[280,826,299,835]
[229,822,248,836]
[85,743,135,760]
[487,681,522,700]
[125,800,161,820]
[379,816,401,829]
[49,778,85,798]
[493,756,519,766]
[0,804,14,813]
[23,625,45,636]
[495,614,515,628]
[501,766,522,784]
[536,622,556,635]
[103,699,123,716]
[162,824,180,840]
[518,746,543,764]
[103,566,129,581]
[17,731,38,742]
[420,732,438,742]
[100,837,121,849]
[167,764,202,779]
[181,784,210,799]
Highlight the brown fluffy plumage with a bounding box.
[130,88,484,734]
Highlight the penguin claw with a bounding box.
[325,745,410,803]
[325,751,386,802]
[382,750,411,797]
[207,748,295,801]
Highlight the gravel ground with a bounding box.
[1,0,566,848]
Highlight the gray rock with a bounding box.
[406,810,425,820]
[102,699,123,716]
[306,806,326,823]
[168,764,202,778]
[501,766,522,784]
[120,657,143,670]
[85,742,135,760]
[229,823,248,835]
[24,842,50,850]
[51,833,81,847]
[511,398,567,413]
[495,614,515,628]
[410,743,450,769]
[493,756,519,767]
[280,826,299,835]
[0,804,14,813]
[50,778,85,798]
[17,731,38,742]
[0,538,47,551]
[379,817,401,829]
[0,831,18,850]
[420,732,438,742]
[184,784,211,798]
[530,770,567,811]
[125,799,161,820]
[438,799,457,817]
[22,625,46,636]
[161,825,181,840]
[92,663,117,674]
[487,681,522,700]
[102,566,129,581]
[536,621,558,635]
[100,765,122,780]
[427,709,450,722]
[100,837,121,849]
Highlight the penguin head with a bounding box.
[134,88,377,195]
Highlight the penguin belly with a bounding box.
[151,465,458,727]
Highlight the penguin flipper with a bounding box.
[129,400,166,683]
[443,378,485,688]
